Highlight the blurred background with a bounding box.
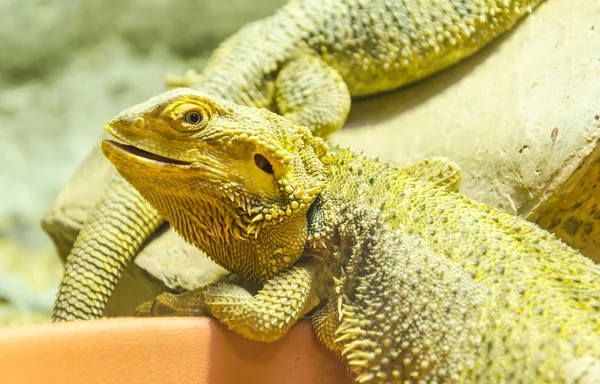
[0,0,286,326]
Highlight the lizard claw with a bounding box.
[134,301,154,317]
[136,292,210,317]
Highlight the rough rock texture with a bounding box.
[0,237,61,327]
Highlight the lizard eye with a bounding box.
[184,111,203,125]
[254,154,274,174]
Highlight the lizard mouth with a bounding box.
[104,140,193,166]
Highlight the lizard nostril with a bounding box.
[134,117,145,130]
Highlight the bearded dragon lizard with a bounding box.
[52,0,546,321]
[101,89,599,383]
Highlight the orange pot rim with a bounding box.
[0,317,349,384]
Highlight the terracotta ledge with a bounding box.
[0,317,350,384]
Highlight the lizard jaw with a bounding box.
[102,140,194,167]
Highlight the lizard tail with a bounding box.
[51,176,163,321]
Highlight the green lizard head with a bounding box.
[101,88,331,281]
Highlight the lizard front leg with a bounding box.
[312,212,487,383]
[276,55,351,139]
[137,262,324,343]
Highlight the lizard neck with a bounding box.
[304,190,373,270]
[134,182,308,283]
[303,147,418,266]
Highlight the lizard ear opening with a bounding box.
[254,154,274,174]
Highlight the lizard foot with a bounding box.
[135,290,209,317]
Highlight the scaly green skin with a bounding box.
[53,0,546,321]
[103,90,599,383]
